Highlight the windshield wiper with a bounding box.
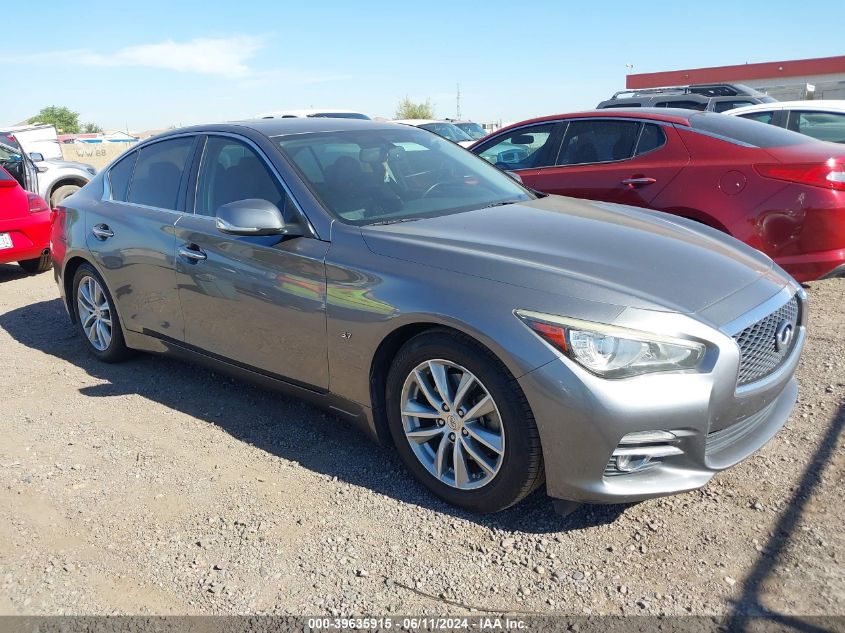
[368,217,421,226]
[480,199,522,209]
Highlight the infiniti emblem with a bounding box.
[775,320,794,352]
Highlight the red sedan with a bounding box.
[0,166,52,273]
[471,109,845,282]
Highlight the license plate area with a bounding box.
[0,232,12,250]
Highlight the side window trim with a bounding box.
[190,132,317,238]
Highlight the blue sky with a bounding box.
[5,0,839,131]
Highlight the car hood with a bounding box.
[360,195,787,314]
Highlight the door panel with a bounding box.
[84,137,196,338]
[175,134,330,389]
[174,216,330,389]
[521,122,690,208]
[84,199,182,337]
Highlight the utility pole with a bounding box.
[456,83,461,120]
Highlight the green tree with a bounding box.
[395,96,435,119]
[81,122,104,133]
[28,106,81,133]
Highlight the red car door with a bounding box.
[522,119,690,209]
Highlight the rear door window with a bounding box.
[128,137,195,210]
[556,120,641,165]
[108,152,137,202]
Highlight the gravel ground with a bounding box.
[0,265,842,618]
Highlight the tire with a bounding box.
[18,253,52,274]
[50,184,81,207]
[71,263,133,363]
[386,329,544,513]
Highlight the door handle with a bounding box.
[178,245,207,262]
[91,224,114,240]
[621,177,657,187]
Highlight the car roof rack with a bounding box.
[610,83,761,100]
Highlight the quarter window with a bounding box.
[739,111,775,125]
[475,124,557,169]
[634,124,667,156]
[195,137,291,217]
[128,137,194,210]
[556,120,641,166]
[108,152,137,202]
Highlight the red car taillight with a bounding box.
[754,159,845,192]
[27,193,50,214]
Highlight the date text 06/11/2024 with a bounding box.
[306,617,528,630]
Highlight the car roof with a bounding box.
[488,109,695,135]
[255,108,368,118]
[138,117,406,142]
[391,119,444,125]
[726,100,845,114]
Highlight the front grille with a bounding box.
[733,295,800,387]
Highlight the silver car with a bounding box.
[51,118,805,514]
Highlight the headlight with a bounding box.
[515,310,706,378]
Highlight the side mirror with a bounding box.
[506,171,523,184]
[215,198,296,236]
[30,152,45,162]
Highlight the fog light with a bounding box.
[615,454,653,473]
[605,430,683,476]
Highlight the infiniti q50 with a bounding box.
[51,118,805,513]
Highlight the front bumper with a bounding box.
[518,291,805,504]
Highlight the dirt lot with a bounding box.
[0,265,842,618]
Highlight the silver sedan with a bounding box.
[51,118,805,513]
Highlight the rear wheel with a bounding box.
[386,330,544,513]
[18,253,52,274]
[71,264,132,362]
[50,184,81,207]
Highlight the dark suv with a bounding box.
[597,83,776,113]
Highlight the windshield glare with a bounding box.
[276,128,533,225]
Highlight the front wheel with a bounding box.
[386,330,544,513]
[71,264,133,362]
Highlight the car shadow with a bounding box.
[0,298,627,533]
[725,399,844,632]
[0,263,31,283]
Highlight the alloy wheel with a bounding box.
[400,359,505,490]
[76,276,112,352]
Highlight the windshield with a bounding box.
[275,127,534,225]
[454,122,487,140]
[418,122,474,143]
